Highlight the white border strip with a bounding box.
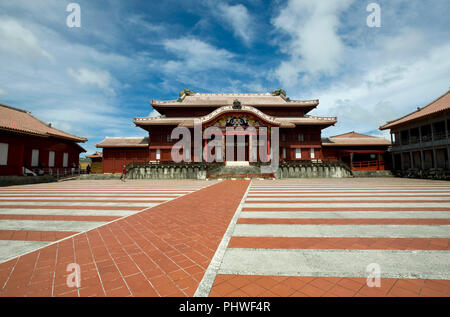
[194,180,252,297]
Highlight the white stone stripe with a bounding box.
[0,208,135,217]
[245,197,450,201]
[0,194,182,197]
[0,188,195,194]
[247,193,450,197]
[0,202,160,207]
[0,241,51,263]
[250,189,450,192]
[239,211,450,219]
[218,249,450,280]
[0,197,174,201]
[250,186,450,189]
[232,224,450,238]
[0,220,108,232]
[243,203,450,208]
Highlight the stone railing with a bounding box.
[125,161,223,180]
[275,161,352,178]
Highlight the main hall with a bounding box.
[97,89,390,174]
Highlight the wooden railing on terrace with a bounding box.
[351,160,385,171]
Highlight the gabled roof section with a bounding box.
[96,137,149,148]
[0,103,87,142]
[322,131,391,146]
[380,90,450,130]
[331,131,377,138]
[151,91,319,108]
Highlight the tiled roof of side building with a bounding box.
[380,90,450,130]
[0,103,87,142]
[96,137,149,148]
[86,151,103,158]
[322,131,391,146]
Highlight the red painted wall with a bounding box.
[0,131,84,176]
[102,148,149,173]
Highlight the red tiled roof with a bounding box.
[322,131,391,146]
[0,103,87,142]
[86,151,102,158]
[380,91,450,130]
[151,92,319,108]
[96,137,148,148]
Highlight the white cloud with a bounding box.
[0,88,7,96]
[67,67,114,92]
[217,3,254,45]
[272,0,354,87]
[307,42,450,137]
[162,37,234,73]
[0,17,52,60]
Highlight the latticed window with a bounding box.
[298,133,304,142]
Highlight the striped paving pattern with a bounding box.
[0,180,212,263]
[210,178,450,297]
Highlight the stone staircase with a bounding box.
[206,163,275,179]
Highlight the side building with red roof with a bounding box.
[322,132,391,171]
[380,90,450,173]
[0,103,87,176]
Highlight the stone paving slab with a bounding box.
[209,178,450,297]
[0,180,210,262]
[0,180,249,297]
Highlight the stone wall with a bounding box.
[275,162,352,179]
[123,162,352,179]
[0,175,56,187]
[125,163,212,180]
[393,168,450,180]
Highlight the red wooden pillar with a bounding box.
[203,138,207,162]
[350,151,353,170]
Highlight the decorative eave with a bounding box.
[134,106,337,128]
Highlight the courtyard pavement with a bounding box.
[0,178,449,297]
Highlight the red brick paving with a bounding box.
[0,180,250,297]
[227,237,450,250]
[0,230,78,242]
[210,274,450,297]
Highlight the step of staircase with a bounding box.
[206,173,275,179]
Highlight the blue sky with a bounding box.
[0,0,449,155]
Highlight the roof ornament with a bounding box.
[232,99,242,110]
[177,88,195,102]
[271,88,286,97]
